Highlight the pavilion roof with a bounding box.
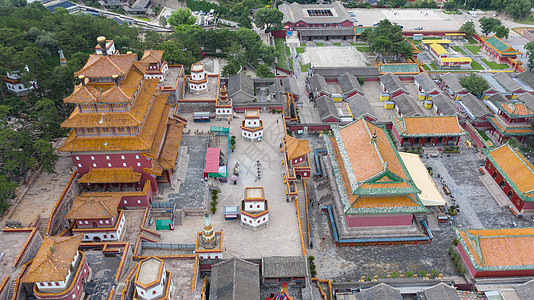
[78,167,142,184]
[21,235,82,283]
[456,227,534,272]
[481,36,521,56]
[497,102,534,118]
[487,117,534,136]
[140,49,164,64]
[74,53,137,78]
[392,115,466,137]
[285,134,310,161]
[483,144,534,201]
[65,195,120,220]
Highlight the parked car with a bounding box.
[414,26,423,30]
[444,17,451,21]
[352,17,358,22]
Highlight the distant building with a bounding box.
[95,39,117,55]
[316,95,340,122]
[484,144,534,213]
[421,39,472,68]
[123,0,151,15]
[4,65,37,96]
[194,212,223,259]
[134,257,174,300]
[458,94,492,120]
[65,195,126,242]
[240,187,269,230]
[456,227,534,278]
[262,256,308,287]
[492,72,526,99]
[284,134,311,180]
[380,73,409,100]
[215,85,233,120]
[391,116,466,147]
[241,109,263,141]
[488,102,534,144]
[140,50,168,81]
[414,72,440,100]
[439,73,468,100]
[479,36,522,66]
[21,235,91,300]
[45,0,79,13]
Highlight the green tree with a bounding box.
[479,17,501,36]
[159,16,167,27]
[32,139,58,173]
[31,98,64,141]
[494,25,510,39]
[505,0,532,19]
[362,19,411,61]
[507,137,520,148]
[255,63,274,78]
[167,8,197,28]
[459,21,476,37]
[444,0,457,10]
[525,41,534,70]
[160,40,185,64]
[238,11,252,29]
[222,59,241,77]
[460,73,489,96]
[387,0,406,7]
[253,7,283,32]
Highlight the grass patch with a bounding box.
[513,16,534,25]
[470,60,484,70]
[478,130,490,141]
[482,59,509,69]
[465,45,481,54]
[300,62,309,72]
[467,37,477,44]
[315,43,324,46]
[296,47,305,54]
[135,16,150,21]
[356,46,370,52]
[274,38,290,70]
[423,64,430,71]
[453,46,467,55]
[333,43,342,46]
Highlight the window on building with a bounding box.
[55,282,59,286]
[103,235,107,238]
[90,156,95,160]
[48,283,52,286]
[75,156,80,160]
[137,162,141,167]
[123,163,127,167]
[72,293,76,299]
[110,234,114,238]
[99,220,103,224]
[121,155,125,159]
[136,155,139,159]
[93,163,97,168]
[137,200,141,204]
[108,163,112,167]
[124,200,127,204]
[105,220,109,224]
[85,235,89,239]
[78,164,82,168]
[153,291,157,295]
[85,127,96,135]
[85,221,88,224]
[101,127,111,135]
[117,127,127,134]
[96,103,109,111]
[263,217,266,221]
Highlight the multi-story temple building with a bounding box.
[59,37,185,203]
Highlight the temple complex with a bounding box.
[58,36,185,202]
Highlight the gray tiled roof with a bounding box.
[487,93,510,106]
[459,94,492,119]
[262,256,308,278]
[517,93,534,110]
[282,77,299,95]
[394,94,422,116]
[228,72,254,100]
[308,74,330,95]
[355,283,401,300]
[414,72,439,94]
[279,2,352,25]
[316,95,340,121]
[347,94,376,120]
[338,72,364,96]
[493,72,522,93]
[432,93,460,116]
[299,28,355,37]
[422,283,459,300]
[517,71,534,89]
[440,73,466,94]
[515,278,534,300]
[313,66,380,79]
[210,258,260,300]
[380,73,409,95]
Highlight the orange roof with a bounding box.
[393,116,465,136]
[81,180,151,198]
[338,119,408,183]
[78,167,141,184]
[351,195,419,208]
[486,144,534,196]
[21,235,83,283]
[141,98,171,160]
[457,228,534,268]
[74,53,137,78]
[499,102,534,117]
[157,121,185,170]
[65,195,121,220]
[61,79,159,128]
[285,134,310,160]
[140,50,164,64]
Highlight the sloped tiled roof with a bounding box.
[482,36,521,55]
[380,72,409,95]
[228,72,253,99]
[440,73,466,94]
[392,115,466,137]
[157,121,186,170]
[414,72,440,94]
[65,195,120,220]
[456,227,534,272]
[308,74,330,95]
[484,144,534,201]
[285,134,310,160]
[346,94,377,120]
[338,72,364,96]
[487,116,534,136]
[458,94,492,119]
[74,53,137,78]
[210,258,260,300]
[422,283,459,300]
[432,93,461,116]
[78,167,142,184]
[493,72,523,93]
[355,283,401,300]
[316,95,339,121]
[21,235,83,283]
[394,94,422,116]
[262,256,307,278]
[140,49,164,63]
[497,102,534,118]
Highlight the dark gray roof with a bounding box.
[347,94,376,120]
[517,71,534,89]
[394,94,422,116]
[515,278,534,300]
[493,72,522,93]
[210,258,260,300]
[380,73,409,95]
[262,256,308,278]
[414,72,439,94]
[279,2,352,25]
[432,93,460,116]
[517,93,534,110]
[338,72,364,96]
[314,67,379,79]
[308,74,330,95]
[228,72,254,102]
[316,95,340,121]
[440,73,466,94]
[355,283,401,300]
[422,283,459,300]
[487,93,510,106]
[282,77,299,95]
[299,28,355,37]
[459,94,492,119]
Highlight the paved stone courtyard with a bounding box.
[306,140,532,280]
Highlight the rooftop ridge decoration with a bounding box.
[331,124,358,192]
[323,134,351,211]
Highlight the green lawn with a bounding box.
[423,64,431,71]
[453,46,467,55]
[513,16,534,25]
[470,60,484,70]
[315,43,324,46]
[465,45,481,54]
[467,37,477,44]
[274,38,290,70]
[296,47,305,54]
[356,46,370,52]
[482,59,509,69]
[300,62,309,72]
[332,43,342,46]
[430,62,438,70]
[135,16,150,21]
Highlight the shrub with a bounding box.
[419,270,427,278]
[212,189,219,195]
[212,194,218,200]
[431,269,440,278]
[210,206,217,213]
[404,271,413,277]
[391,272,399,278]
[448,245,454,255]
[211,201,217,207]
[308,256,315,262]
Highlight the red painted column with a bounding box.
[410,138,414,147]
[456,136,460,145]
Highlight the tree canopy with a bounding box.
[460,74,489,96]
[525,41,534,71]
[479,17,502,36]
[459,21,476,37]
[361,19,412,62]
[167,8,197,28]
[253,7,284,32]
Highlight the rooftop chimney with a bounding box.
[78,75,85,87]
[112,74,119,86]
[97,36,107,56]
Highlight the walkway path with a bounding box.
[458,45,491,70]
